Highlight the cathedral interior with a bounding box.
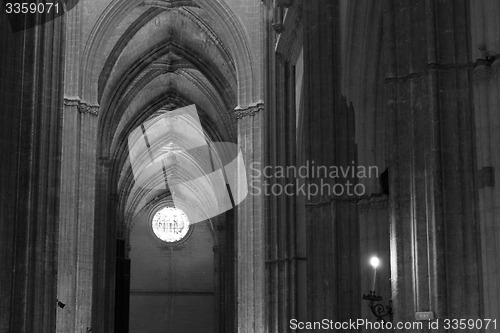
[1,0,500,332]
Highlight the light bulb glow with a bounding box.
[370,256,380,269]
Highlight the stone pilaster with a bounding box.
[384,0,481,325]
[235,104,265,332]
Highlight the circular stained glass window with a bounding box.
[151,207,190,243]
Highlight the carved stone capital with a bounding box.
[63,97,100,116]
[63,97,80,107]
[234,103,264,119]
[78,102,99,117]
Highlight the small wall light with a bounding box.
[370,256,380,268]
[362,256,393,322]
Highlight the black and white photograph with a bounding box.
[0,0,499,332]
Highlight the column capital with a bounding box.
[63,97,80,107]
[78,102,99,117]
[63,97,100,117]
[234,102,264,120]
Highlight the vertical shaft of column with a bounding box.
[0,15,37,332]
[266,48,299,331]
[302,0,346,323]
[470,0,500,322]
[57,102,98,333]
[385,0,481,323]
[266,29,279,332]
[56,99,81,332]
[236,106,265,332]
[75,108,98,331]
[0,9,65,333]
[304,0,334,320]
[224,210,236,332]
[56,2,86,330]
[33,13,65,332]
[91,157,112,333]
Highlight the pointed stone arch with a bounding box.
[81,0,256,109]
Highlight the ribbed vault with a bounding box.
[83,0,256,108]
[89,0,247,238]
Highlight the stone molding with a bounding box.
[234,103,264,119]
[63,97,99,116]
[78,103,99,117]
[63,97,80,107]
[143,0,199,10]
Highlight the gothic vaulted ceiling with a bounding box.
[83,0,250,228]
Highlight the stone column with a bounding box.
[384,0,481,324]
[0,8,65,333]
[266,54,301,332]
[302,0,362,326]
[303,1,337,323]
[91,157,115,333]
[265,0,305,330]
[56,98,80,332]
[56,2,99,330]
[56,99,98,332]
[215,211,235,332]
[235,104,265,333]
